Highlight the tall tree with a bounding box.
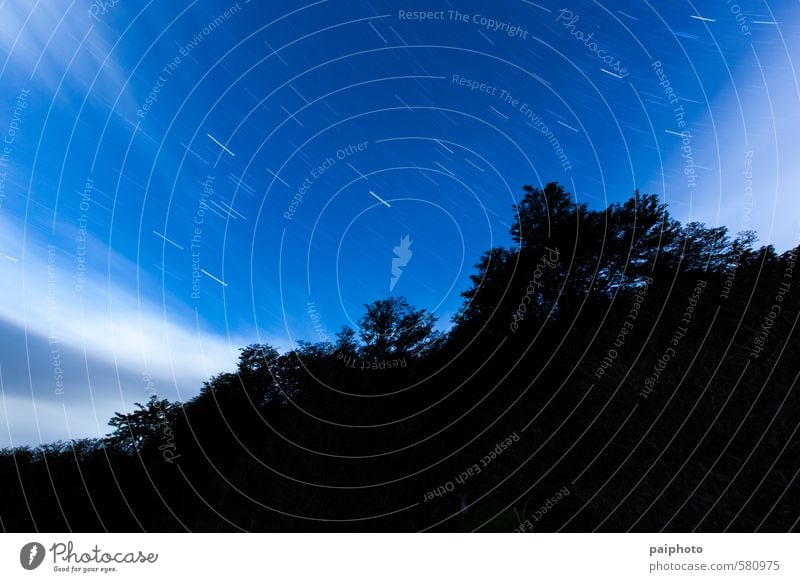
[106,394,179,455]
[357,296,438,359]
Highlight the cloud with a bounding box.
[0,213,262,447]
[657,11,800,252]
[0,2,134,105]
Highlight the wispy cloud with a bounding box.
[0,214,255,446]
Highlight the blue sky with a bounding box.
[1,0,799,445]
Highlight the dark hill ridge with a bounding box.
[2,182,798,532]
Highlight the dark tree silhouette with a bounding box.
[106,395,180,456]
[356,296,438,359]
[1,182,798,533]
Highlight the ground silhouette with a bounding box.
[2,182,798,532]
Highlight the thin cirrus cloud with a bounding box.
[0,213,253,447]
[0,2,138,112]
[642,9,800,252]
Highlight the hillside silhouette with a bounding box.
[2,182,798,532]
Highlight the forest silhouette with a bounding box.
[2,182,798,532]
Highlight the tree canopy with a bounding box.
[1,182,797,533]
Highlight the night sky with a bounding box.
[1,0,798,446]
